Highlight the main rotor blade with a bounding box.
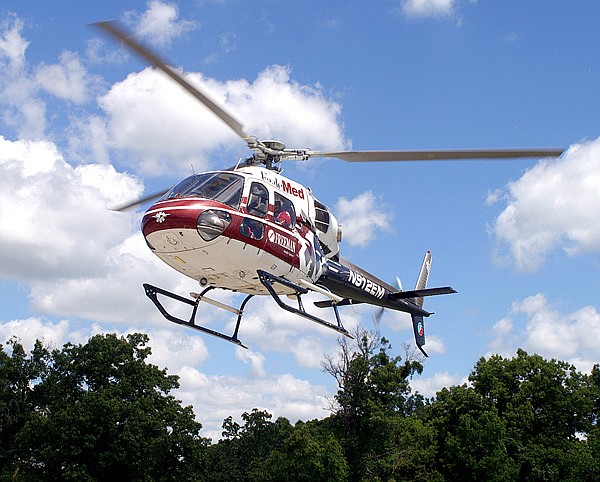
[93,21,247,141]
[309,148,564,162]
[110,188,171,212]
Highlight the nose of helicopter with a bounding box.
[142,200,233,252]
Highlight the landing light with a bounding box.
[196,210,231,241]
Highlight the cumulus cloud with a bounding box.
[0,136,143,281]
[490,138,600,271]
[124,0,198,47]
[487,293,600,373]
[98,65,346,176]
[35,50,97,104]
[0,16,99,139]
[0,318,87,352]
[411,371,465,398]
[335,191,392,247]
[0,13,28,71]
[177,366,331,439]
[0,16,43,138]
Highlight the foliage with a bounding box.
[425,385,517,481]
[0,333,209,481]
[423,351,600,482]
[2,330,600,482]
[322,329,435,481]
[0,338,50,480]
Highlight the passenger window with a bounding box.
[274,193,296,229]
[240,218,264,240]
[247,183,269,218]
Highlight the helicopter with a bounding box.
[95,21,564,356]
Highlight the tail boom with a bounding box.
[315,251,456,357]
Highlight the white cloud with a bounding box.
[236,348,266,378]
[0,16,43,138]
[490,137,600,271]
[177,366,331,440]
[0,17,99,139]
[35,50,98,104]
[411,371,465,397]
[0,14,28,71]
[401,0,455,18]
[98,64,346,175]
[27,234,178,324]
[0,317,85,352]
[219,32,237,53]
[487,293,600,373]
[335,191,392,247]
[125,0,198,47]
[0,136,143,281]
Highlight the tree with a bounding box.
[424,385,516,481]
[251,421,349,482]
[322,330,423,428]
[0,338,50,479]
[322,329,432,481]
[3,333,209,481]
[208,409,294,482]
[467,350,599,481]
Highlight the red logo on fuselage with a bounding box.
[260,171,305,199]
[281,180,304,199]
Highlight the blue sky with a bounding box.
[1,0,600,439]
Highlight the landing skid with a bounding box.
[143,283,252,348]
[144,271,352,349]
[257,270,352,339]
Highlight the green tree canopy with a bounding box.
[1,333,209,481]
[424,349,600,482]
[3,330,600,482]
[322,330,435,481]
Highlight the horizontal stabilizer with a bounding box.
[390,286,457,300]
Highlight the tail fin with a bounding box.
[390,252,454,357]
[411,251,431,356]
[414,251,432,308]
[413,251,432,357]
[411,314,427,357]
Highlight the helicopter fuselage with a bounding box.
[142,166,331,296]
[140,164,454,354]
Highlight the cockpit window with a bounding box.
[161,173,244,209]
[246,182,269,218]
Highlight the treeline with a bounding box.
[1,331,599,481]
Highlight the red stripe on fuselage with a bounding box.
[142,198,301,268]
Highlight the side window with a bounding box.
[274,193,296,229]
[240,218,264,240]
[247,182,269,218]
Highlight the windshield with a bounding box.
[161,172,244,208]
